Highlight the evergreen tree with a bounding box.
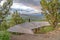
[40,0,60,28]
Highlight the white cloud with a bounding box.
[11,3,40,14]
[0,0,6,6]
[0,0,41,14]
[11,3,37,11]
[11,3,33,10]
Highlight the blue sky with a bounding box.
[0,0,42,14]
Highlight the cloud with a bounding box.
[13,0,40,6]
[0,0,42,14]
[11,3,41,14]
[11,3,33,10]
[13,0,41,11]
[0,0,6,6]
[0,0,2,2]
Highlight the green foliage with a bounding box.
[33,26,54,34]
[0,0,13,20]
[0,11,25,31]
[0,0,25,31]
[0,31,10,40]
[40,0,60,28]
[0,20,10,31]
[0,0,13,30]
[9,11,25,26]
[40,26,54,33]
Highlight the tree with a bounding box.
[58,13,60,22]
[9,11,25,26]
[40,0,60,28]
[0,0,13,30]
[0,0,13,23]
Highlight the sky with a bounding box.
[13,0,41,10]
[0,0,42,14]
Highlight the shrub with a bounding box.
[0,31,10,40]
[40,26,54,33]
[0,21,9,31]
[33,25,54,34]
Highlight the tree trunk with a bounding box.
[52,21,58,28]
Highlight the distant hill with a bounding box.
[20,13,45,21]
[6,13,45,21]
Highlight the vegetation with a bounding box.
[0,0,13,30]
[0,0,25,30]
[0,0,25,40]
[58,14,60,22]
[0,20,9,31]
[0,31,10,40]
[0,0,12,40]
[0,0,60,39]
[37,0,60,34]
[33,25,54,34]
[0,0,13,22]
[40,0,60,28]
[9,11,25,26]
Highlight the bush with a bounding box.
[40,26,54,33]
[33,26,54,34]
[8,11,25,27]
[0,21,10,31]
[0,31,10,40]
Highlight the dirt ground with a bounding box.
[10,28,60,40]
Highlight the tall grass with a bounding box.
[0,31,10,40]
